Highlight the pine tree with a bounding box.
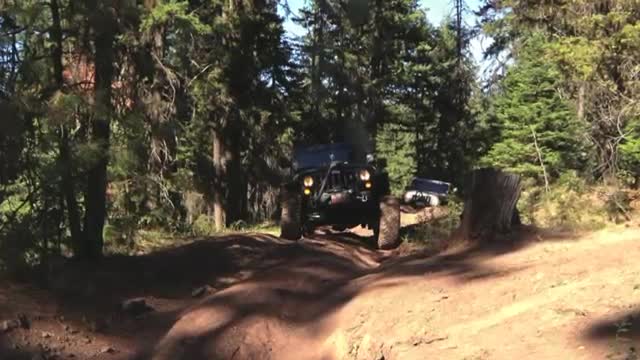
[480,34,585,182]
[417,19,478,183]
[376,122,416,193]
[479,0,640,181]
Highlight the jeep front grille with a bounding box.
[326,171,357,190]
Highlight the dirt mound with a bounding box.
[0,233,387,360]
[149,236,384,360]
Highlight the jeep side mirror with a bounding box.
[366,154,375,164]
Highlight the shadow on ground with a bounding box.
[0,335,75,360]
[4,224,585,360]
[0,338,32,360]
[584,308,640,359]
[135,226,580,359]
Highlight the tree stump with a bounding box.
[458,168,522,241]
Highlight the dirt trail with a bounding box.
[1,222,639,360]
[323,228,640,360]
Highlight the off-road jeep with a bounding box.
[279,143,401,249]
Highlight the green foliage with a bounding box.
[620,119,640,185]
[376,123,416,194]
[520,172,607,231]
[190,215,279,238]
[604,190,633,224]
[140,1,210,34]
[480,34,586,182]
[402,198,464,247]
[479,0,640,181]
[192,215,215,237]
[3,0,638,270]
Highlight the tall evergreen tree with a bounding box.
[478,0,640,181]
[480,34,585,182]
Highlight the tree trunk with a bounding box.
[145,0,172,175]
[311,6,323,125]
[50,0,64,86]
[224,122,244,226]
[60,129,84,252]
[50,0,84,254]
[367,0,384,149]
[530,125,549,193]
[212,128,226,231]
[83,2,116,259]
[458,168,522,241]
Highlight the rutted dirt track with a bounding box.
[1,222,639,360]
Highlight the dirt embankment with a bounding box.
[1,222,639,360]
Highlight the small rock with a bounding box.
[191,285,214,298]
[63,324,79,334]
[1,319,21,333]
[42,331,54,339]
[119,298,155,317]
[85,337,92,344]
[99,346,117,354]
[18,314,31,329]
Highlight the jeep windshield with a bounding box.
[293,143,353,170]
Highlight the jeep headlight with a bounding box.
[303,176,314,187]
[359,169,371,181]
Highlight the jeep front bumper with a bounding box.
[304,190,376,224]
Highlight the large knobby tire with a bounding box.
[375,196,401,250]
[280,187,303,240]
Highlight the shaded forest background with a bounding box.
[0,0,638,269]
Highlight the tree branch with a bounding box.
[530,125,549,193]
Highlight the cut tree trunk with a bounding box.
[458,168,522,241]
[212,128,226,231]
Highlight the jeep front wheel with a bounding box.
[375,196,401,250]
[280,186,303,240]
